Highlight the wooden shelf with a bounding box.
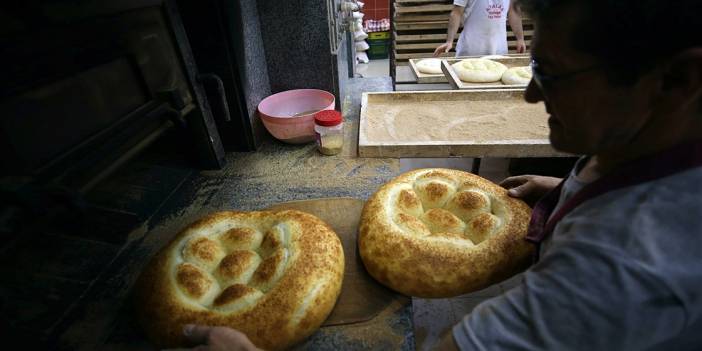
[395,13,450,22]
[390,0,534,86]
[394,3,453,14]
[396,0,451,4]
[395,21,449,31]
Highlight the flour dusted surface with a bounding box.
[363,100,549,143]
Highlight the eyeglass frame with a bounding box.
[530,58,604,91]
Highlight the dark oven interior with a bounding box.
[0,0,256,349]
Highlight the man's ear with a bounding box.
[657,48,702,112]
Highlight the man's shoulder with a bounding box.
[569,166,702,225]
[552,167,702,284]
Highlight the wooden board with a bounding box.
[394,46,531,62]
[358,90,567,158]
[265,198,401,326]
[442,56,531,90]
[396,54,525,84]
[409,58,448,83]
[393,28,532,64]
[392,20,533,48]
[395,20,449,31]
[394,32,454,43]
[396,65,418,83]
[394,3,453,13]
[390,0,535,82]
[394,38,531,50]
[394,50,453,60]
[409,54,530,84]
[394,83,453,91]
[393,29,534,44]
[396,0,451,4]
[395,13,450,22]
[396,41,457,51]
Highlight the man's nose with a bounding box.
[524,79,545,103]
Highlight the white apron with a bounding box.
[453,0,510,56]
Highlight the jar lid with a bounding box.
[314,110,343,126]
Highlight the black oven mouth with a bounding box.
[0,1,228,348]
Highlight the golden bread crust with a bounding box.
[359,168,533,298]
[134,210,344,350]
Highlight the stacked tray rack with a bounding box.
[391,0,534,81]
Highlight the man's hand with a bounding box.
[433,41,452,57]
[507,1,526,54]
[437,5,463,57]
[516,38,527,53]
[500,175,562,206]
[164,324,262,351]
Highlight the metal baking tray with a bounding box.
[441,56,531,90]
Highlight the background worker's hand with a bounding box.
[433,41,452,57]
[164,324,262,351]
[516,38,527,53]
[499,175,562,206]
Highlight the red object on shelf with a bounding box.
[314,110,343,127]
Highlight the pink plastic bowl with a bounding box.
[257,89,336,144]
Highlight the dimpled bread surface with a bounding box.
[501,66,533,85]
[134,210,344,350]
[452,58,508,83]
[359,168,533,298]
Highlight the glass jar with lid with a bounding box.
[313,110,344,156]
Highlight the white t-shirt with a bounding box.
[453,0,510,56]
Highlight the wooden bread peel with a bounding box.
[266,197,403,326]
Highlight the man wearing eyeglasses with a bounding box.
[442,0,702,350]
[433,0,526,57]
[169,0,702,350]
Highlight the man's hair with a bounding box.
[517,0,702,84]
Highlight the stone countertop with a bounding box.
[197,76,398,212]
[86,76,413,350]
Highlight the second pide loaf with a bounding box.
[502,66,533,85]
[134,210,344,350]
[359,169,533,298]
[452,58,508,83]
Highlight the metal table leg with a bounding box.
[471,157,482,174]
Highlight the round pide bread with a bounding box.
[134,210,344,350]
[452,58,508,83]
[416,58,443,74]
[359,169,533,298]
[501,66,533,85]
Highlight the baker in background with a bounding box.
[167,0,702,349]
[433,0,526,57]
